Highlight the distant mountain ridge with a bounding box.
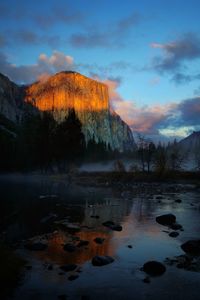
[179,131,200,152]
[0,71,136,151]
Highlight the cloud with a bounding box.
[0,51,74,83]
[0,1,84,29]
[69,13,141,48]
[171,72,200,84]
[177,97,200,126]
[151,33,200,73]
[0,30,62,48]
[101,77,200,140]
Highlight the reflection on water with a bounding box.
[0,176,200,300]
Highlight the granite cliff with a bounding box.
[25,71,135,151]
[0,71,135,151]
[0,73,23,122]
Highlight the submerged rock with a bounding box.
[175,199,182,203]
[24,242,47,251]
[181,240,200,256]
[77,240,89,247]
[169,231,179,238]
[170,223,183,230]
[68,274,79,281]
[94,237,105,244]
[143,261,166,276]
[63,243,76,252]
[92,255,114,266]
[60,264,77,272]
[102,221,122,231]
[156,214,176,226]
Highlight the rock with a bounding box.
[181,240,200,256]
[127,245,133,248]
[156,214,176,226]
[102,221,115,227]
[60,264,77,272]
[175,199,182,203]
[25,265,32,270]
[94,237,105,244]
[169,231,179,238]
[143,261,166,276]
[92,255,114,266]
[90,215,100,219]
[77,240,89,247]
[156,196,163,200]
[170,223,183,230]
[47,264,53,270]
[24,242,47,251]
[102,221,122,231]
[68,274,79,281]
[63,243,76,252]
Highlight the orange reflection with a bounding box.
[36,229,114,265]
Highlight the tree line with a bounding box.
[0,109,118,172]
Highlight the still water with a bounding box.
[0,175,200,300]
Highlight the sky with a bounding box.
[0,0,200,141]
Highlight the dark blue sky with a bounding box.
[0,0,200,140]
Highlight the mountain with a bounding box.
[179,131,200,153]
[0,73,23,122]
[0,71,135,151]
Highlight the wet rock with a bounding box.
[102,221,122,231]
[47,264,53,270]
[181,240,200,256]
[90,215,100,219]
[127,245,133,248]
[24,242,47,251]
[92,255,114,266]
[63,243,76,252]
[94,237,105,244]
[175,199,182,203]
[102,221,115,227]
[68,274,79,281]
[143,261,166,276]
[170,223,183,230]
[156,214,176,226]
[169,231,179,238]
[77,240,89,247]
[60,264,77,272]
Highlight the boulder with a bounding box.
[169,231,179,238]
[94,237,105,244]
[92,255,114,266]
[156,214,176,226]
[143,261,166,276]
[170,223,183,230]
[68,275,79,281]
[63,243,76,252]
[102,221,122,231]
[77,240,89,247]
[181,240,200,256]
[60,264,77,272]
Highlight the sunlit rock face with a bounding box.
[25,71,135,151]
[0,73,23,122]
